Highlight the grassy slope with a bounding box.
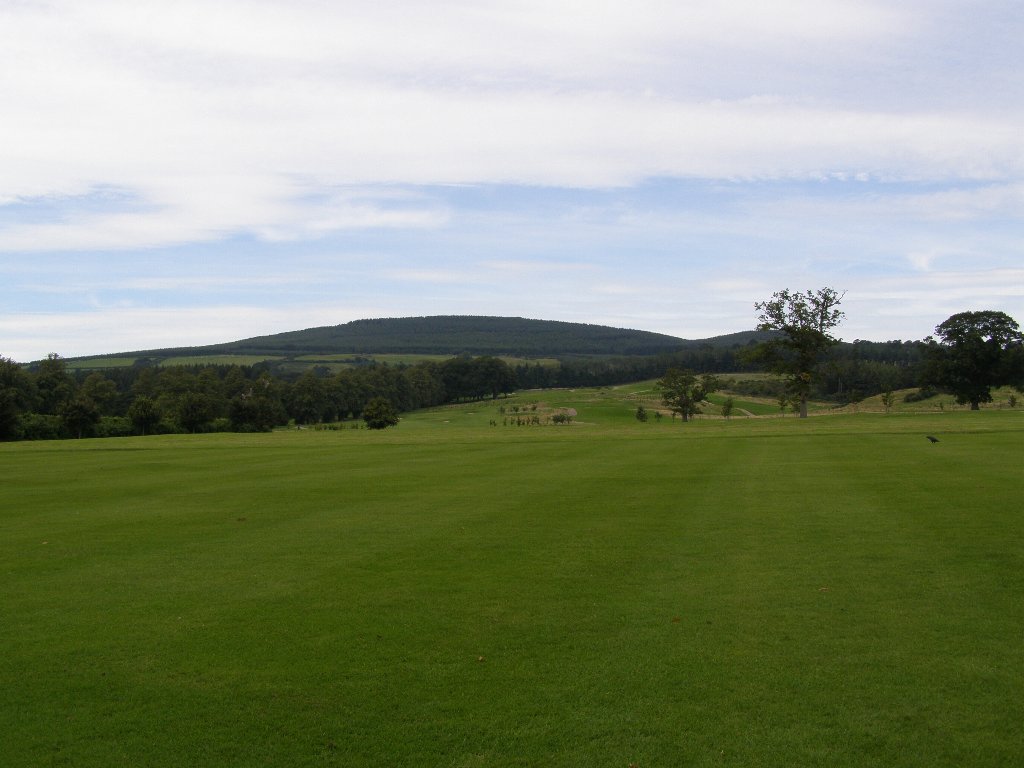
[2,407,1022,766]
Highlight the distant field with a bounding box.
[565,378,823,419]
[159,354,286,367]
[840,385,1023,414]
[65,357,139,370]
[2,405,1021,766]
[64,354,287,369]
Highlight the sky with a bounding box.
[2,0,1023,362]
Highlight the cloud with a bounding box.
[0,183,449,251]
[2,1,1022,253]
[20,273,322,295]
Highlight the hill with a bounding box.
[112,316,762,360]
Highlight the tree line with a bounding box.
[0,354,515,440]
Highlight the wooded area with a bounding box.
[0,338,929,440]
[3,311,1020,440]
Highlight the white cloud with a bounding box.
[1,1,1022,358]
[2,0,1022,252]
[906,252,939,272]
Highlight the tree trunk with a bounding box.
[971,401,980,410]
[799,397,808,418]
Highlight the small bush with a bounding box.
[363,397,399,429]
[904,385,939,403]
[18,413,65,440]
[95,417,133,438]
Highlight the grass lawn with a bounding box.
[2,410,1022,766]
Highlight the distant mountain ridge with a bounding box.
[116,315,764,360]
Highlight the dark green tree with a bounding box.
[1,356,37,440]
[362,397,399,429]
[0,387,22,440]
[221,366,250,399]
[287,369,331,424]
[635,405,648,422]
[402,362,446,411]
[176,392,214,433]
[440,356,475,401]
[34,353,76,414]
[130,366,159,399]
[60,395,100,439]
[80,372,120,415]
[657,368,720,422]
[749,287,845,417]
[925,311,1024,410]
[128,395,161,435]
[472,356,516,399]
[228,393,284,432]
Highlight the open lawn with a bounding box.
[2,407,1022,766]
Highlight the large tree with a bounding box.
[750,287,845,418]
[657,368,720,422]
[926,311,1024,410]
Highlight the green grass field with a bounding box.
[159,355,286,367]
[65,357,139,370]
[2,402,1022,766]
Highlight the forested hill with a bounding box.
[136,316,737,358]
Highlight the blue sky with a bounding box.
[2,1,1022,362]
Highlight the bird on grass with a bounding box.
[926,435,940,443]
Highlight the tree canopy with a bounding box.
[749,287,845,417]
[657,368,720,422]
[362,397,399,430]
[926,310,1024,409]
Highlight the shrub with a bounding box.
[18,413,65,440]
[904,385,939,403]
[95,417,133,438]
[362,397,399,430]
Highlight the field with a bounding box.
[64,357,140,371]
[157,355,287,367]
[2,393,1023,766]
